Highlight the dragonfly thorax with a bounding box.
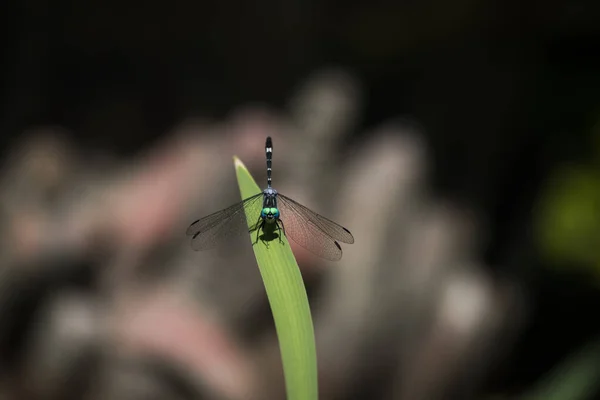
[263,187,278,196]
[262,187,278,208]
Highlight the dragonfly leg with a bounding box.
[277,219,287,236]
[249,215,262,233]
[253,221,264,244]
[274,222,283,244]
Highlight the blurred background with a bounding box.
[2,0,600,399]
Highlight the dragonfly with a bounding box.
[186,136,354,261]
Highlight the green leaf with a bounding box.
[233,156,318,400]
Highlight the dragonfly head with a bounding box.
[261,207,280,222]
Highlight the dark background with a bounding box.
[2,1,600,399]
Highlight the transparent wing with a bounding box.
[277,194,354,243]
[186,193,263,251]
[277,194,354,261]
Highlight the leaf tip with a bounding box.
[233,156,246,169]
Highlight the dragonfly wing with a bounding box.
[187,193,263,251]
[279,215,343,261]
[277,195,351,261]
[277,194,354,244]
